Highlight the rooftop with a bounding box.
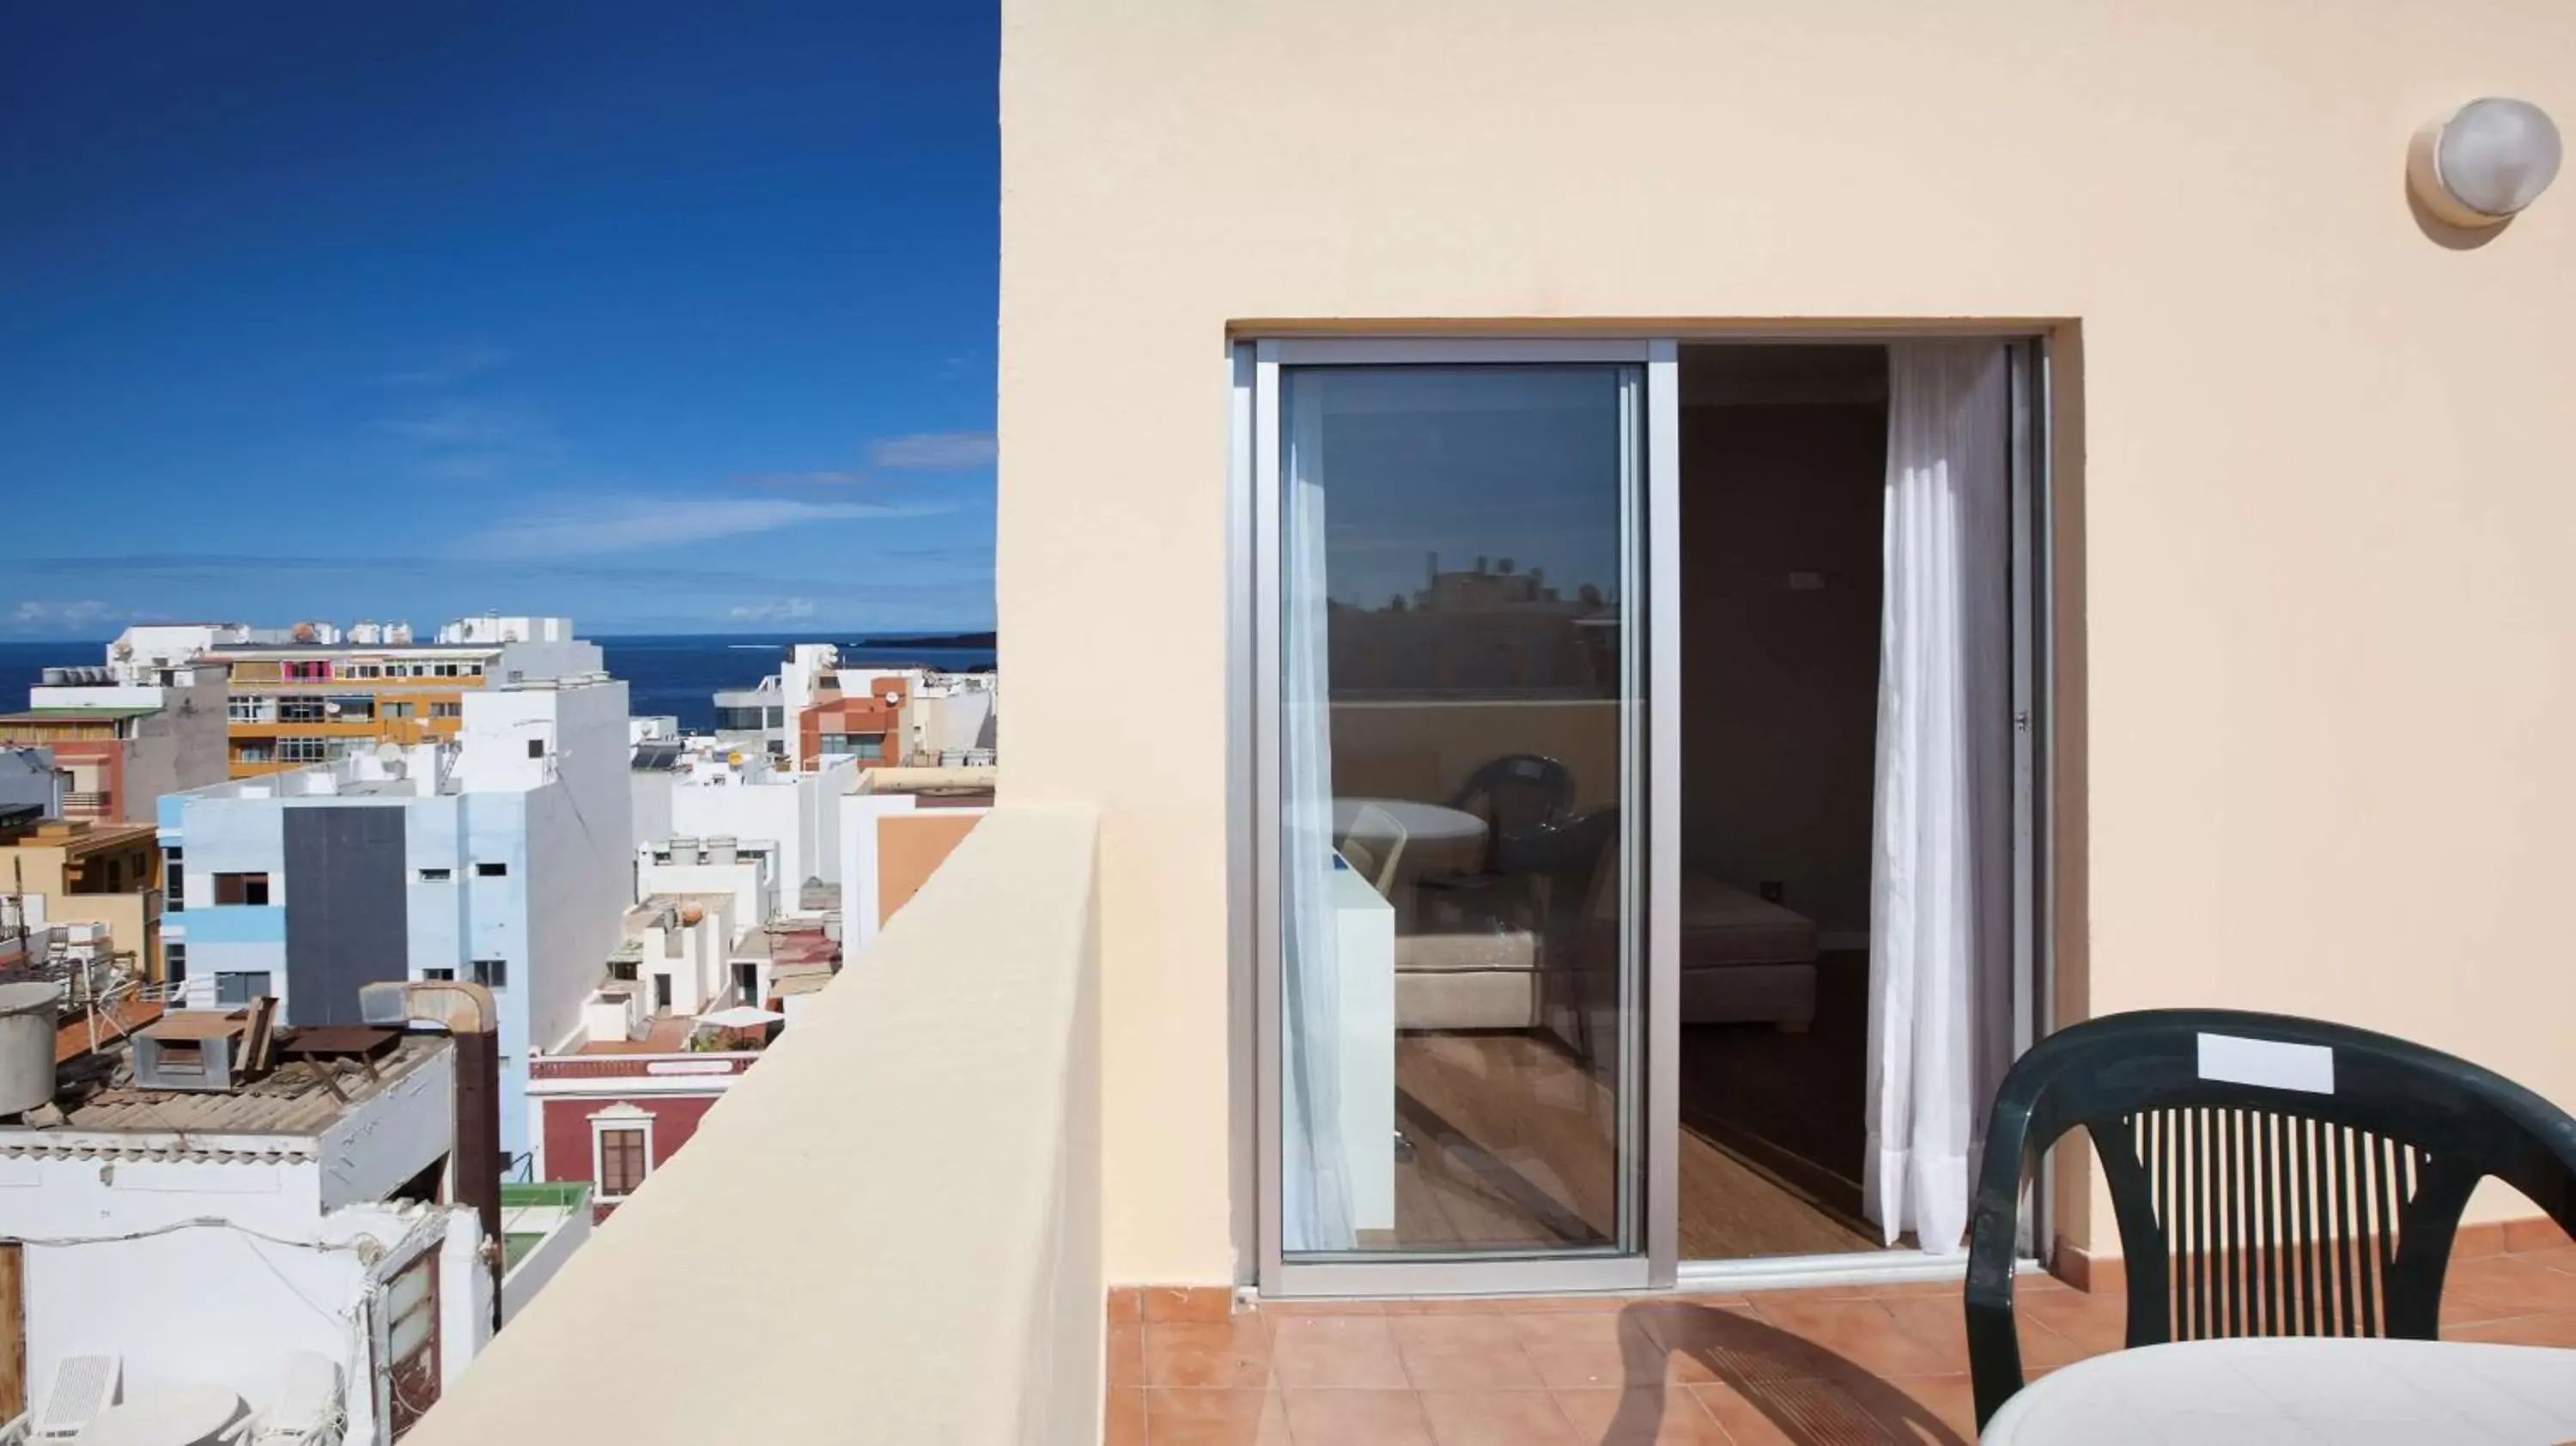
[204,641,504,657]
[631,739,687,771]
[575,1012,699,1055]
[0,706,160,722]
[0,818,160,853]
[9,1026,448,1142]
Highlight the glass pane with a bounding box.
[1279,364,1639,1258]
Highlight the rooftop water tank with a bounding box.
[0,982,64,1116]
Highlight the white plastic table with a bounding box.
[75,1385,244,1446]
[1330,797,1489,848]
[1980,1337,2576,1444]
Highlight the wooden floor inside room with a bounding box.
[1677,1127,1882,1259]
[1679,948,1889,1259]
[1377,1024,1885,1260]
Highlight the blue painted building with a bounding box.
[160,677,632,1171]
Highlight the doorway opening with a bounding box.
[1673,341,2027,1263]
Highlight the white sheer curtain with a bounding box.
[1280,411,1356,1252]
[1865,341,2016,1253]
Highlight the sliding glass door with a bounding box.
[1254,340,1667,1294]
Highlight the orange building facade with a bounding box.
[796,674,908,771]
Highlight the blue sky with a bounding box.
[0,3,997,639]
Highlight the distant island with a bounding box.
[848,630,995,650]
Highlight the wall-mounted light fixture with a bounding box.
[2409,98,2562,228]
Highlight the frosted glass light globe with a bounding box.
[2411,98,2562,228]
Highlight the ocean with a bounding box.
[0,634,996,735]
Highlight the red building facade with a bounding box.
[526,1050,760,1221]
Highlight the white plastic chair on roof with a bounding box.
[216,1353,343,1446]
[32,1353,118,1441]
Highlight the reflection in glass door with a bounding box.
[1259,347,1652,1290]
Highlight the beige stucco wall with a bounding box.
[410,805,1102,1444]
[1000,0,2576,1283]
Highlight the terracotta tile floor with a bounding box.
[1105,1246,2576,1443]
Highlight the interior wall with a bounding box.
[1679,387,1887,936]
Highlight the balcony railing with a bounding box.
[59,791,113,817]
[410,805,1103,1443]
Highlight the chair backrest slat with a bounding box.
[1965,1009,2576,1431]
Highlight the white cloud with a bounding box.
[464,495,944,559]
[384,402,544,448]
[7,600,132,633]
[866,431,996,471]
[726,598,819,624]
[732,470,871,491]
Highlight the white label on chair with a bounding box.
[2196,1033,2335,1094]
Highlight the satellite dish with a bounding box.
[111,642,133,660]
[881,690,902,707]
[374,741,404,762]
[726,751,744,767]
[323,701,342,716]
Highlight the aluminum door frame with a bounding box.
[1243,336,1675,1299]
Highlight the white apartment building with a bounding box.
[708,642,838,764]
[899,671,998,767]
[156,677,632,1165]
[629,737,851,919]
[708,643,997,771]
[0,1025,488,1444]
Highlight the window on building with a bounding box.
[165,848,184,911]
[284,660,333,682]
[227,697,269,723]
[820,732,886,757]
[212,872,270,906]
[608,960,638,982]
[434,663,460,678]
[276,738,333,763]
[429,702,462,720]
[474,861,507,878]
[763,706,785,728]
[278,699,329,723]
[164,942,186,986]
[465,662,484,677]
[215,971,272,1006]
[471,958,507,989]
[596,1127,648,1199]
[383,1249,442,1434]
[384,702,415,720]
[421,967,454,981]
[235,744,274,763]
[652,975,672,1012]
[328,696,374,720]
[526,738,544,759]
[416,867,451,883]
